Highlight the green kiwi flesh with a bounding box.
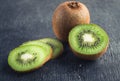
[38,38,64,59]
[8,45,52,72]
[21,41,53,59]
[69,24,109,60]
[21,41,53,56]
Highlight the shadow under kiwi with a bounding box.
[54,42,98,72]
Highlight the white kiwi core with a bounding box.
[21,53,34,63]
[82,33,95,43]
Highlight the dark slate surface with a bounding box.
[0,0,120,81]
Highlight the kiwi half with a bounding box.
[52,1,90,41]
[38,38,64,59]
[8,45,52,72]
[68,24,109,60]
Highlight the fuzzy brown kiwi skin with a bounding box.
[52,1,90,41]
[11,48,53,73]
[70,41,109,60]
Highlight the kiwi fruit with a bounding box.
[38,38,64,59]
[21,38,63,59]
[68,24,109,60]
[52,1,90,41]
[8,45,52,72]
[21,41,53,60]
[21,40,53,55]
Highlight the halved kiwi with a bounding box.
[68,24,109,60]
[8,45,52,72]
[52,1,90,41]
[38,38,64,59]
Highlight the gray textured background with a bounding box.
[0,0,120,81]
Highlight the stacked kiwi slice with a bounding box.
[38,38,64,59]
[8,38,63,72]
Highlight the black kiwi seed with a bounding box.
[16,50,37,65]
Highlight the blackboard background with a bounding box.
[0,0,120,81]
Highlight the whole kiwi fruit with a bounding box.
[68,24,109,60]
[52,1,90,41]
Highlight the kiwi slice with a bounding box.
[8,45,52,72]
[21,38,63,59]
[68,24,109,60]
[21,41,53,60]
[38,38,64,59]
[21,40,53,54]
